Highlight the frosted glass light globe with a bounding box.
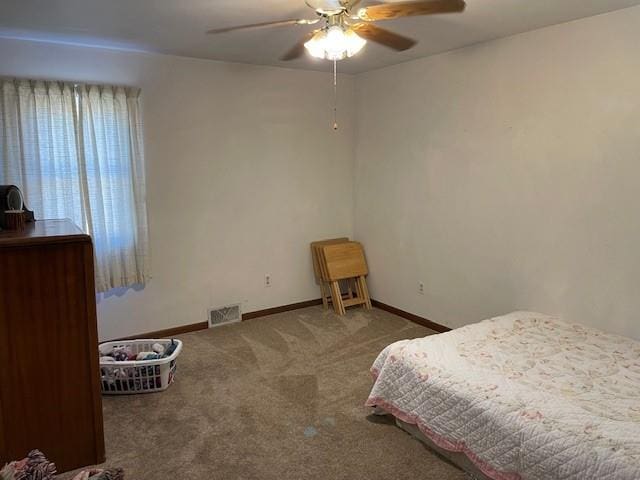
[304,30,327,59]
[304,25,367,61]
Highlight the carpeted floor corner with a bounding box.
[63,306,466,479]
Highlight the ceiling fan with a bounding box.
[206,0,467,62]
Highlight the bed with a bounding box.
[365,311,640,480]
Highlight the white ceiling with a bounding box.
[1,0,639,74]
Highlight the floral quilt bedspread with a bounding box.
[366,311,640,480]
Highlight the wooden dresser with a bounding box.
[0,219,105,472]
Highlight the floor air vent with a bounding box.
[208,304,242,328]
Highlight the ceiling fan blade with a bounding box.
[357,0,465,21]
[207,18,318,35]
[351,23,416,51]
[281,31,318,61]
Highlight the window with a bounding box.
[0,78,149,292]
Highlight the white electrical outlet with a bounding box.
[418,282,425,295]
[265,274,271,287]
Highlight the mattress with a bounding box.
[365,311,640,480]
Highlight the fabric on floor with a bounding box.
[61,306,466,479]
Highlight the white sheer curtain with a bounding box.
[1,80,85,226]
[0,78,149,292]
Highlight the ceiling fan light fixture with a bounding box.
[304,30,328,59]
[304,26,366,60]
[344,28,367,56]
[325,25,348,59]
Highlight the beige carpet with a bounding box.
[65,306,466,479]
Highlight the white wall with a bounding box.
[354,6,640,339]
[0,38,356,340]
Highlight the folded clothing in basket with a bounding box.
[0,451,123,480]
[99,340,175,362]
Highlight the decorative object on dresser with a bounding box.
[0,219,105,473]
[0,185,35,231]
[4,210,26,231]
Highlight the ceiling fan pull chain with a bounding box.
[333,59,338,131]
